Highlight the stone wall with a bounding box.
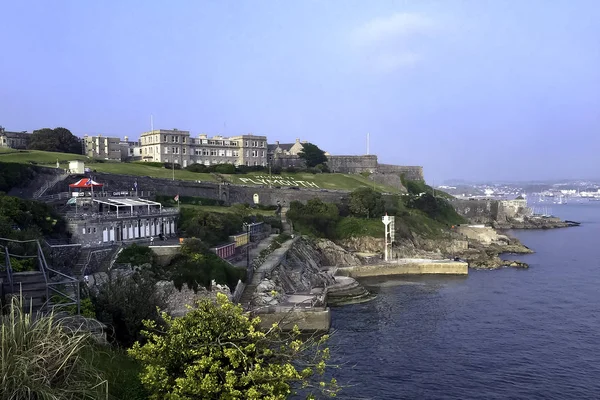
[450,199,499,224]
[450,198,532,224]
[53,172,350,207]
[270,154,306,169]
[326,155,378,173]
[497,199,532,220]
[377,164,424,181]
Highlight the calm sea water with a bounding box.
[330,202,600,400]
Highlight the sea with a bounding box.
[330,202,600,400]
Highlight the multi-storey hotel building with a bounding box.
[138,129,267,167]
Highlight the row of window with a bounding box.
[141,134,266,148]
[143,146,266,158]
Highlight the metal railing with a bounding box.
[3,246,14,294]
[33,173,68,199]
[37,240,80,314]
[65,207,179,222]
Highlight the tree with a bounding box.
[129,293,338,399]
[92,268,170,347]
[168,238,245,292]
[28,127,82,154]
[286,199,340,239]
[349,187,385,218]
[298,143,327,168]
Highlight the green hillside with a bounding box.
[0,149,400,193]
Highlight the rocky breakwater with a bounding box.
[494,215,580,230]
[453,225,533,269]
[339,227,532,271]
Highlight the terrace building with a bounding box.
[267,138,308,168]
[138,129,268,167]
[83,134,122,160]
[64,178,178,247]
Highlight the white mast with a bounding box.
[150,114,154,132]
[367,132,370,155]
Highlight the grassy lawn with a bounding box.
[92,162,217,182]
[181,204,277,216]
[0,148,401,192]
[0,149,87,164]
[226,171,400,193]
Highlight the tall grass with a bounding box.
[0,296,107,400]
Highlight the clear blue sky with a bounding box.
[2,0,599,183]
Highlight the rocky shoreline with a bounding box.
[493,216,580,230]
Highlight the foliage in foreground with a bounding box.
[91,268,169,347]
[0,296,105,400]
[130,293,338,400]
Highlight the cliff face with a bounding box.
[253,237,358,306]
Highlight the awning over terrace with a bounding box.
[92,197,162,217]
[69,178,104,188]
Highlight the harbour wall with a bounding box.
[336,260,469,277]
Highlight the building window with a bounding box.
[163,135,167,141]
[210,150,217,156]
[245,151,249,157]
[226,150,232,157]
[218,150,225,157]
[183,147,186,154]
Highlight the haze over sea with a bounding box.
[330,202,600,399]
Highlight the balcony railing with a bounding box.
[66,207,179,222]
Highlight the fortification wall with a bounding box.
[497,199,532,220]
[327,155,378,173]
[271,154,306,168]
[450,199,499,224]
[54,173,349,207]
[377,164,424,181]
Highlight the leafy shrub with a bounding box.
[213,163,236,174]
[163,162,181,170]
[168,238,245,292]
[286,199,340,239]
[185,163,208,173]
[0,162,35,192]
[134,161,164,168]
[92,269,169,347]
[129,293,338,399]
[0,296,105,399]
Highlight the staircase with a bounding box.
[3,271,49,312]
[1,239,80,314]
[280,206,292,233]
[238,283,257,308]
[33,172,68,199]
[75,249,91,277]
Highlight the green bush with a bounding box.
[163,162,181,170]
[287,199,340,239]
[134,161,163,168]
[213,163,236,174]
[129,293,338,399]
[0,162,35,192]
[185,163,208,173]
[1,296,106,399]
[92,269,169,347]
[91,347,148,400]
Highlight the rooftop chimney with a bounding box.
[295,138,300,143]
[124,136,128,142]
[276,140,279,145]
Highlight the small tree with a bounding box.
[298,143,327,168]
[349,187,385,219]
[129,293,338,399]
[28,127,82,154]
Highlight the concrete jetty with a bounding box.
[336,258,468,278]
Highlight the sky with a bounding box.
[1,0,600,183]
